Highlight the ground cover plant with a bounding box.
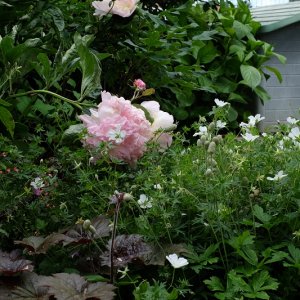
[1,0,300,299]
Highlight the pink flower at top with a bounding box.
[141,101,176,149]
[133,79,146,91]
[79,91,152,165]
[92,0,138,18]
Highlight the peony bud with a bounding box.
[133,79,146,91]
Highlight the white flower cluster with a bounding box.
[240,114,265,142]
[277,117,300,150]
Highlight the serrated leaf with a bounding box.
[101,234,154,268]
[0,250,33,276]
[62,215,110,246]
[39,273,115,300]
[11,272,49,300]
[240,247,258,266]
[253,205,271,224]
[240,65,261,88]
[14,237,45,254]
[204,276,224,292]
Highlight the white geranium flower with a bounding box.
[154,184,162,190]
[267,170,288,181]
[166,253,189,269]
[30,177,45,190]
[108,125,126,144]
[248,114,265,126]
[193,126,208,137]
[214,98,229,107]
[216,120,226,130]
[240,122,250,130]
[287,117,298,125]
[241,132,259,142]
[288,127,300,140]
[138,194,152,209]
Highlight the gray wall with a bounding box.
[257,22,300,130]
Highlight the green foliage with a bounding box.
[133,280,178,300]
[0,0,298,299]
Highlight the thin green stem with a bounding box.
[169,268,176,288]
[7,89,93,110]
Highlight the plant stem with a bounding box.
[7,89,93,110]
[110,198,121,284]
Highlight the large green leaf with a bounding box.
[240,65,261,88]
[0,105,15,137]
[75,35,102,100]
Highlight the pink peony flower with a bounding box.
[79,91,152,165]
[92,0,138,18]
[133,79,146,91]
[140,101,176,149]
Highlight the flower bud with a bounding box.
[212,136,219,144]
[216,135,223,143]
[123,193,134,201]
[89,225,96,234]
[253,189,260,197]
[208,122,215,132]
[208,157,217,167]
[197,139,202,147]
[207,141,216,154]
[83,219,92,230]
[133,79,146,91]
[204,141,210,148]
[205,168,213,176]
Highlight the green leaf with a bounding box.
[47,7,65,32]
[61,124,85,144]
[204,276,224,292]
[227,106,238,122]
[240,65,261,88]
[0,99,11,107]
[264,66,283,83]
[253,205,271,224]
[0,105,15,137]
[233,20,252,39]
[272,52,286,64]
[33,99,55,116]
[76,42,102,99]
[142,88,155,97]
[254,86,271,103]
[85,274,110,283]
[240,247,258,266]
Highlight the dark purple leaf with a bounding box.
[0,250,34,276]
[62,215,110,246]
[15,233,67,255]
[11,272,49,299]
[38,273,115,300]
[101,234,154,268]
